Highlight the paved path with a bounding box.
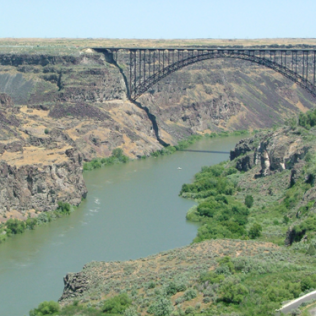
[277,291,316,314]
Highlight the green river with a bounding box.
[0,136,243,316]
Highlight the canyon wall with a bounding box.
[0,49,315,220]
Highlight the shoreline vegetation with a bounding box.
[0,130,249,246]
[0,201,78,245]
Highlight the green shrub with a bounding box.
[124,306,138,316]
[219,279,248,304]
[200,271,225,284]
[102,293,132,314]
[165,282,178,295]
[147,297,173,316]
[301,275,316,291]
[6,219,26,235]
[298,109,316,129]
[57,201,71,214]
[26,218,37,230]
[306,244,316,256]
[183,288,197,301]
[29,301,60,316]
[248,223,262,239]
[245,195,254,208]
[112,148,124,158]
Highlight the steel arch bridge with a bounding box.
[93,47,316,101]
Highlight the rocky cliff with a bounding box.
[0,93,87,222]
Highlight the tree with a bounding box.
[245,195,254,208]
[29,301,60,316]
[248,223,262,239]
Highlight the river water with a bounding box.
[0,136,242,316]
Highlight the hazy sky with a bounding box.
[0,0,315,39]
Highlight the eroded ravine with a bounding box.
[99,48,169,147]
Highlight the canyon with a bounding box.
[0,42,315,220]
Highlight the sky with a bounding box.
[0,0,315,39]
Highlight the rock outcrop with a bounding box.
[231,128,310,177]
[60,271,90,300]
[0,148,87,216]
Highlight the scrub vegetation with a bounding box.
[29,110,316,315]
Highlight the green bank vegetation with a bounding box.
[83,148,130,171]
[0,201,74,244]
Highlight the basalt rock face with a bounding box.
[0,96,87,221]
[60,271,90,301]
[0,148,87,215]
[231,128,310,176]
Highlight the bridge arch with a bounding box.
[131,50,316,100]
[94,48,316,101]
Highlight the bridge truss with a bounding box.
[94,47,316,101]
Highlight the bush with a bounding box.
[124,307,138,316]
[102,293,132,314]
[57,201,71,213]
[200,271,225,284]
[219,279,249,304]
[29,301,60,316]
[6,219,26,235]
[147,297,173,316]
[298,109,316,129]
[44,128,49,134]
[248,223,262,239]
[301,275,316,291]
[112,148,124,159]
[183,288,197,301]
[26,218,37,230]
[245,195,254,208]
[306,244,316,256]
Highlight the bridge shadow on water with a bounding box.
[179,149,230,154]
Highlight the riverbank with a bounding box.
[0,131,249,246]
[0,135,243,316]
[0,201,78,244]
[32,110,316,316]
[83,130,251,171]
